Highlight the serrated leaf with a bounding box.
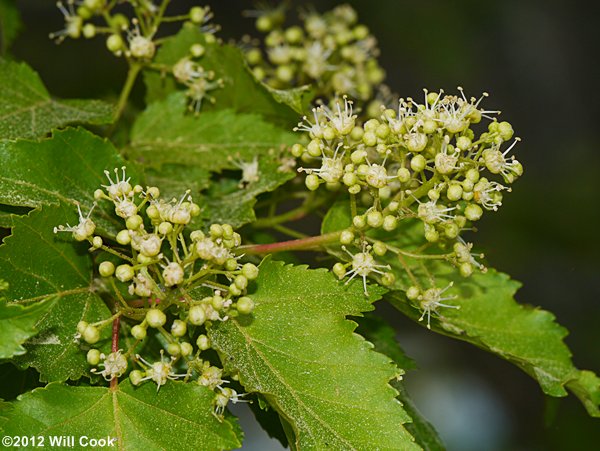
[0,127,139,235]
[143,24,298,126]
[322,201,600,417]
[209,259,419,450]
[199,157,295,227]
[0,299,55,359]
[127,92,296,225]
[0,381,242,450]
[0,205,111,381]
[0,0,21,54]
[0,60,113,140]
[357,315,445,451]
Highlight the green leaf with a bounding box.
[0,127,139,235]
[127,92,296,225]
[0,60,114,140]
[199,156,295,228]
[0,381,242,450]
[264,84,315,115]
[0,205,111,381]
[209,259,419,450]
[143,24,298,126]
[0,299,55,360]
[357,315,445,451]
[322,202,600,417]
[0,0,21,55]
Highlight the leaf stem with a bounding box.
[239,231,342,255]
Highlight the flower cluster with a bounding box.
[50,1,215,60]
[291,90,523,325]
[243,4,386,104]
[51,2,223,113]
[172,41,224,114]
[56,167,257,415]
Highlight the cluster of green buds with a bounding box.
[243,3,386,104]
[55,167,257,415]
[291,89,523,326]
[50,0,215,60]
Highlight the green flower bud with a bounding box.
[305,174,320,191]
[406,286,420,300]
[456,136,472,150]
[291,143,304,157]
[131,324,147,340]
[146,309,166,328]
[87,349,101,366]
[180,341,193,356]
[189,6,206,24]
[410,155,427,172]
[498,121,514,141]
[381,272,396,286]
[350,149,367,164]
[350,126,364,141]
[99,261,115,277]
[126,214,143,230]
[372,241,387,256]
[129,370,144,386]
[459,262,473,277]
[188,305,206,326]
[83,325,100,344]
[190,43,205,58]
[446,184,463,201]
[77,321,88,335]
[106,34,124,53]
[332,262,346,279]
[116,229,131,245]
[307,139,322,157]
[352,214,367,229]
[171,319,187,337]
[362,131,377,147]
[167,342,181,356]
[397,167,411,183]
[242,263,259,280]
[464,203,483,221]
[83,24,96,39]
[340,229,354,245]
[196,334,210,350]
[237,296,255,314]
[115,264,134,282]
[367,210,384,228]
[383,215,398,231]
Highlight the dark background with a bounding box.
[9,1,600,449]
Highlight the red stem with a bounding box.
[110,315,121,390]
[238,231,342,254]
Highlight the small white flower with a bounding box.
[418,283,460,329]
[54,202,96,241]
[92,350,128,381]
[102,167,133,200]
[417,200,457,224]
[481,138,522,182]
[49,1,82,42]
[342,244,391,295]
[136,352,185,391]
[163,262,184,287]
[321,96,356,136]
[230,156,260,187]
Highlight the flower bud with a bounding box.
[237,296,255,314]
[146,309,166,328]
[188,305,206,326]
